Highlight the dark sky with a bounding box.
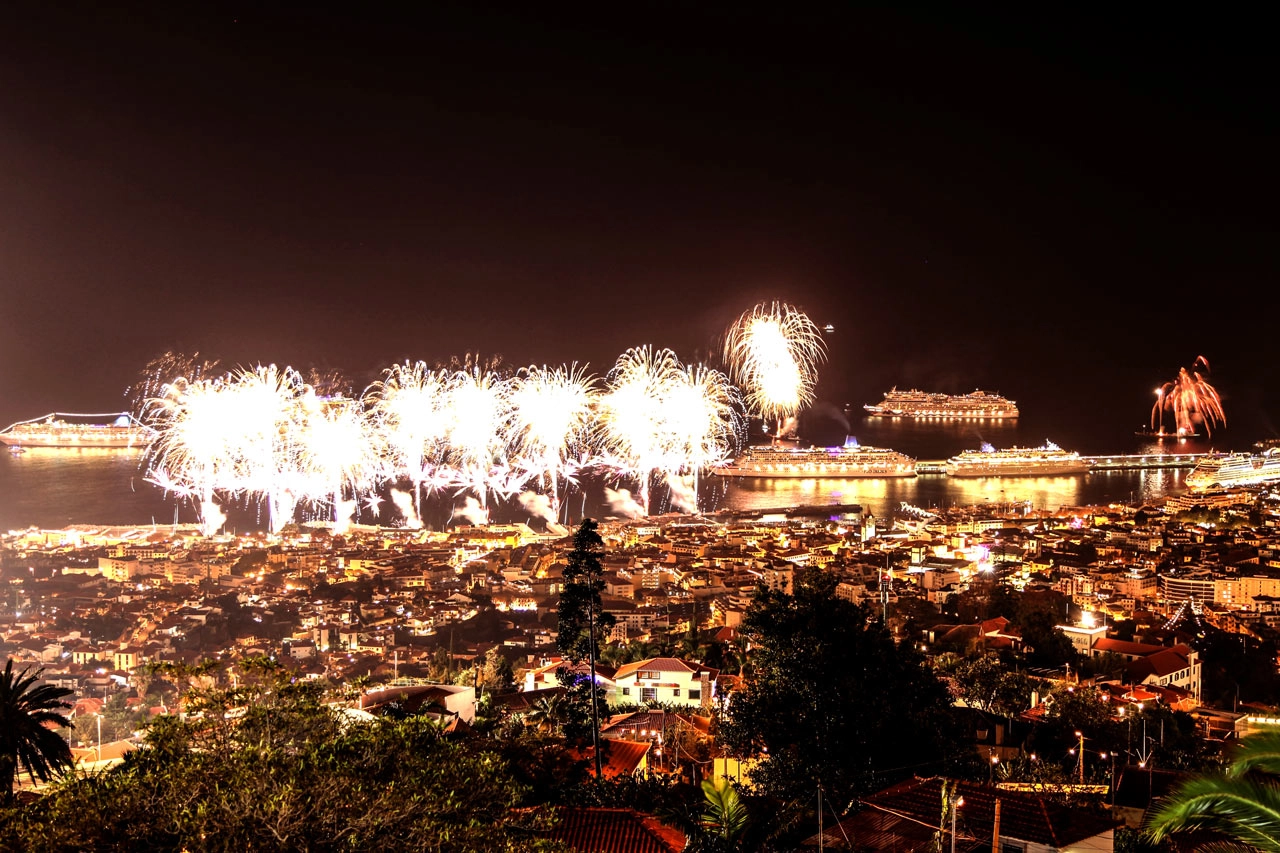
[2,6,1276,436]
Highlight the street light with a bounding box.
[950,795,964,853]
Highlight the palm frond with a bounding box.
[1146,775,1280,852]
[1227,732,1280,780]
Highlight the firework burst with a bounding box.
[1152,355,1225,437]
[507,363,598,519]
[723,301,826,437]
[366,361,452,518]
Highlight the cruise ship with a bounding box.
[0,414,155,449]
[944,441,1092,477]
[711,437,917,479]
[1185,450,1280,492]
[863,388,1019,419]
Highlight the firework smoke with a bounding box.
[604,487,646,519]
[390,488,422,528]
[518,490,568,536]
[450,495,490,527]
[199,499,226,537]
[665,474,699,515]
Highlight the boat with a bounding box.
[1136,427,1199,440]
[711,437,917,478]
[863,387,1019,419]
[1185,449,1280,492]
[0,413,155,449]
[944,440,1092,477]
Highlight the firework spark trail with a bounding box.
[662,361,742,477]
[1152,355,1226,437]
[223,364,310,533]
[144,374,242,535]
[442,366,513,508]
[366,361,452,517]
[596,346,684,515]
[723,301,826,437]
[507,363,597,518]
[297,391,379,527]
[144,333,754,529]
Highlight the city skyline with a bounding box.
[2,8,1276,438]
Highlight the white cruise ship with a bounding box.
[944,441,1091,477]
[712,437,917,479]
[0,414,154,449]
[863,388,1019,419]
[1185,450,1280,492]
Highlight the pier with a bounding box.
[914,452,1207,475]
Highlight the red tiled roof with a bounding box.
[613,657,697,680]
[544,807,685,853]
[572,740,651,779]
[1092,638,1166,657]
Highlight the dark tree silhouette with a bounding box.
[0,659,74,804]
[719,570,960,812]
[556,520,615,774]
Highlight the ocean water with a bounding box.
[0,413,1220,533]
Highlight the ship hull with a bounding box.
[1186,454,1280,491]
[0,433,150,448]
[712,466,917,479]
[944,462,1093,477]
[862,388,1019,419]
[864,407,1019,419]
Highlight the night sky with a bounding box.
[2,7,1276,439]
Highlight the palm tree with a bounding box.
[699,777,751,847]
[524,693,566,734]
[1146,730,1280,851]
[1,659,75,804]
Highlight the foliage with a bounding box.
[1198,631,1280,708]
[947,652,1043,720]
[1146,731,1280,851]
[556,520,614,747]
[0,666,571,852]
[457,647,516,695]
[525,694,567,734]
[0,659,74,805]
[1019,608,1078,667]
[699,777,750,844]
[718,570,961,813]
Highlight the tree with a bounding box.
[949,652,1042,721]
[699,777,750,847]
[718,570,960,814]
[1146,730,1280,851]
[526,694,567,734]
[1019,609,1077,667]
[556,520,615,770]
[0,659,74,805]
[0,669,572,852]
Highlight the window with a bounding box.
[641,688,657,702]
[672,687,680,697]
[688,689,701,700]
[621,687,630,696]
